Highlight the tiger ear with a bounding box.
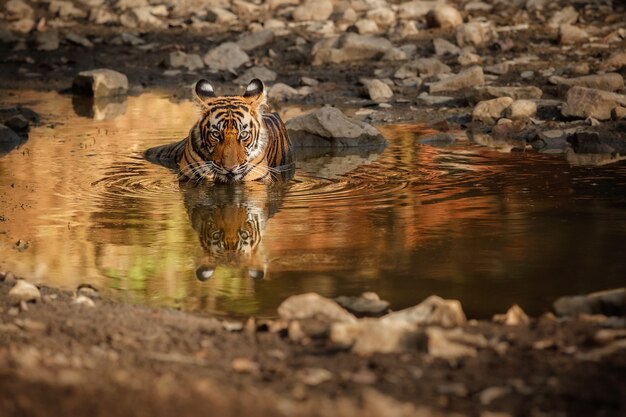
[242,79,266,110]
[195,265,214,282]
[195,79,215,102]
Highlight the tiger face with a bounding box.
[183,79,269,183]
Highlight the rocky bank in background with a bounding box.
[0,0,625,160]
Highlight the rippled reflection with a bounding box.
[1,90,626,318]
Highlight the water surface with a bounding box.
[1,90,626,318]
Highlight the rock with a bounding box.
[530,129,572,153]
[268,83,300,101]
[208,7,237,23]
[330,319,418,355]
[433,37,461,56]
[297,368,333,385]
[130,6,166,28]
[417,93,455,105]
[366,7,396,28]
[334,292,390,316]
[428,66,484,93]
[73,69,128,98]
[456,21,496,47]
[479,386,509,405]
[467,85,543,103]
[312,34,393,65]
[397,0,442,19]
[231,357,260,374]
[72,294,95,307]
[505,100,537,120]
[416,132,456,146]
[89,8,118,24]
[355,19,380,35]
[66,33,93,48]
[485,62,509,75]
[562,86,624,120]
[236,29,274,52]
[115,0,148,9]
[426,327,487,361]
[36,29,60,51]
[166,51,204,71]
[5,115,29,131]
[234,66,277,85]
[382,47,407,61]
[613,107,626,120]
[0,124,21,154]
[292,0,333,22]
[5,0,33,19]
[366,79,393,103]
[493,305,530,325]
[49,1,87,19]
[9,18,35,34]
[414,57,451,77]
[549,73,624,92]
[286,106,387,148]
[458,52,481,66]
[203,42,249,72]
[548,6,578,29]
[380,295,466,327]
[8,280,41,304]
[110,32,144,46]
[277,293,357,323]
[426,5,463,29]
[472,97,513,125]
[554,288,625,317]
[72,95,127,121]
[599,51,626,71]
[76,283,99,299]
[559,24,588,45]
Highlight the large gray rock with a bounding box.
[472,97,514,125]
[286,106,387,148]
[278,293,357,323]
[380,295,466,327]
[166,51,204,71]
[312,34,393,65]
[73,69,129,97]
[562,86,626,120]
[549,73,624,92]
[554,288,625,317]
[428,66,484,93]
[236,29,274,52]
[203,42,250,71]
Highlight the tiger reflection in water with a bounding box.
[181,181,288,282]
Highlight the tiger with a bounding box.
[144,78,294,183]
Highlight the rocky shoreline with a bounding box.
[1,273,625,417]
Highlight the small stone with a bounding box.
[397,0,440,19]
[36,29,60,51]
[73,294,95,307]
[129,6,166,28]
[456,21,496,47]
[14,318,47,332]
[473,97,514,125]
[8,280,41,304]
[236,29,274,52]
[562,86,624,121]
[366,7,395,28]
[554,288,625,317]
[297,368,333,385]
[312,34,393,65]
[559,24,589,45]
[49,1,87,19]
[548,6,578,29]
[268,83,300,101]
[479,386,509,405]
[0,124,21,150]
[426,5,463,29]
[505,100,537,120]
[90,8,118,25]
[330,319,418,355]
[9,18,35,34]
[414,57,451,77]
[429,66,484,93]
[66,33,93,48]
[203,42,249,72]
[549,73,624,92]
[231,357,260,374]
[5,0,34,19]
[355,19,380,35]
[222,321,244,332]
[301,77,319,87]
[292,0,333,22]
[381,295,467,327]
[334,292,390,316]
[458,52,481,66]
[468,85,543,103]
[485,62,509,75]
[77,283,99,298]
[493,304,530,325]
[366,79,393,103]
[277,293,357,323]
[599,51,626,71]
[234,66,277,85]
[426,327,487,361]
[166,51,204,71]
[433,37,461,56]
[73,69,129,97]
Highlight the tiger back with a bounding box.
[144,79,294,183]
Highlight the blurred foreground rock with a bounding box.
[554,288,626,317]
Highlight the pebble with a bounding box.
[73,294,95,307]
[312,33,393,65]
[366,7,396,28]
[297,368,333,386]
[8,280,41,303]
[426,327,487,361]
[231,357,260,374]
[426,5,463,29]
[458,52,481,66]
[456,21,496,47]
[473,97,514,125]
[268,83,300,101]
[66,33,94,48]
[5,0,34,19]
[331,319,418,355]
[493,304,530,325]
[366,79,393,103]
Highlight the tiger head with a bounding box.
[186,78,269,183]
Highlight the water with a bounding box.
[1,90,626,318]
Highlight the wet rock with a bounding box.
[468,86,543,103]
[415,57,451,77]
[73,69,129,98]
[236,29,274,52]
[599,51,626,71]
[426,327,487,361]
[330,319,418,355]
[433,37,461,56]
[231,357,260,374]
[312,34,393,65]
[5,0,33,19]
[166,51,204,71]
[559,24,588,45]
[268,83,300,101]
[8,280,41,304]
[366,79,393,103]
[549,73,624,92]
[286,106,387,148]
[36,29,60,51]
[334,292,389,316]
[562,86,625,120]
[428,66,484,93]
[234,66,276,85]
[0,124,21,153]
[472,97,514,125]
[554,288,625,317]
[66,33,93,48]
[72,295,95,307]
[381,295,466,327]
[469,131,526,152]
[5,115,29,132]
[416,132,456,146]
[278,293,357,323]
[493,305,530,326]
[456,21,496,47]
[426,5,463,29]
[203,42,249,72]
[570,130,626,155]
[72,95,127,121]
[505,100,537,120]
[530,129,572,153]
[292,0,333,22]
[50,1,88,19]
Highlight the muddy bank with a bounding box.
[1,278,625,417]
